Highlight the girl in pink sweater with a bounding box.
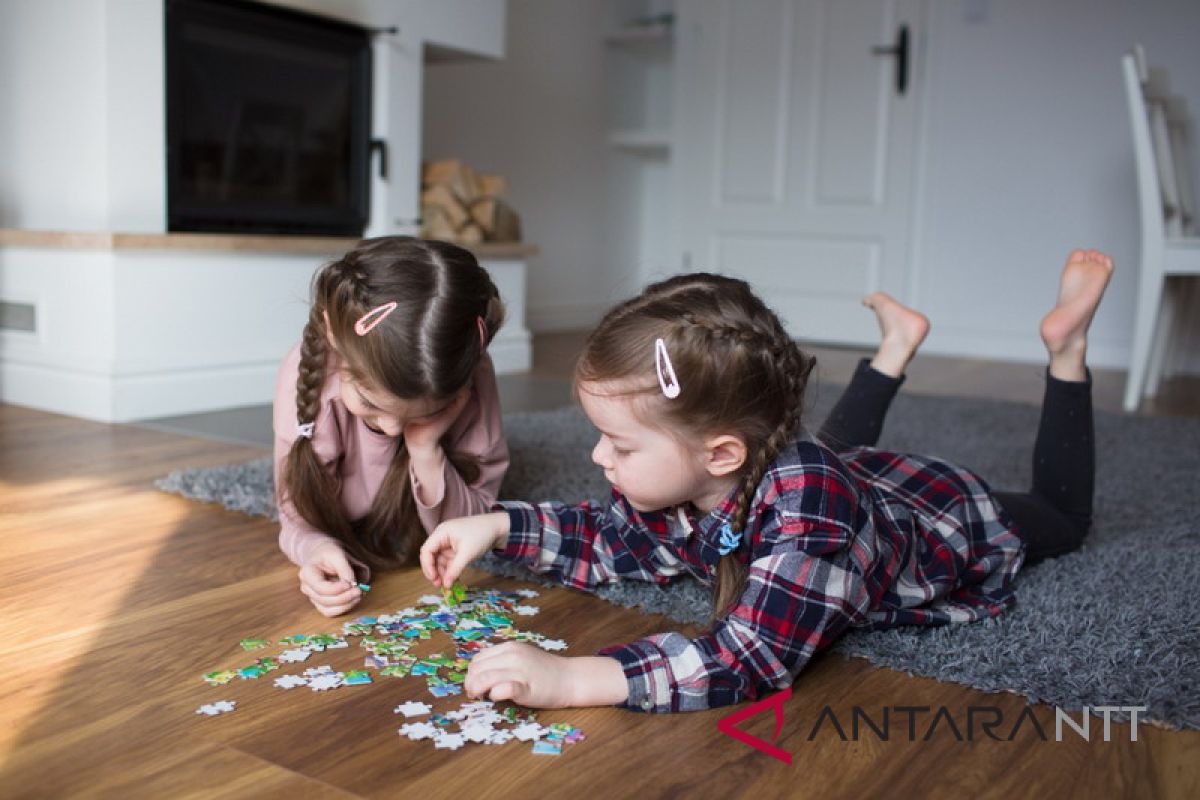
[273,236,509,616]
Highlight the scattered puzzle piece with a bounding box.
[399,722,437,741]
[274,675,308,689]
[195,585,586,756]
[434,732,467,750]
[196,700,237,716]
[395,701,432,717]
[307,673,344,692]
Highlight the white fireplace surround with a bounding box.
[0,0,530,423]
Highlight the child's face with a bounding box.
[337,370,452,437]
[578,381,714,513]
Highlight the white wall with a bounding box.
[422,0,1200,374]
[0,0,111,230]
[0,0,521,422]
[912,0,1200,370]
[424,0,641,331]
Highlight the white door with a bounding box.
[672,0,925,345]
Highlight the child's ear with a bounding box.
[704,434,747,477]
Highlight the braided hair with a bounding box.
[282,236,505,569]
[575,273,815,617]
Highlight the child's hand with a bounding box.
[298,542,363,617]
[463,644,630,708]
[463,642,575,707]
[403,388,471,456]
[419,511,510,589]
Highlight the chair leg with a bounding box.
[1124,267,1166,412]
[1145,276,1177,397]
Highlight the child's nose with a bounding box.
[591,439,609,467]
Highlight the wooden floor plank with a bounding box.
[1,403,1196,799]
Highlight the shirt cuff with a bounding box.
[597,639,675,714]
[491,501,542,563]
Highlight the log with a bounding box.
[423,159,479,204]
[420,183,469,230]
[469,197,522,242]
[478,173,507,198]
[456,222,485,246]
[420,204,459,242]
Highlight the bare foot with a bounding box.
[1040,249,1114,382]
[863,292,930,378]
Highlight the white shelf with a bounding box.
[609,130,671,154]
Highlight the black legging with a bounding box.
[818,359,1093,565]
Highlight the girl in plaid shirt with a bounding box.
[421,250,1112,713]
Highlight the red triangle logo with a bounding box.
[716,688,793,764]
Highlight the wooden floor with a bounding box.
[2,344,1198,798]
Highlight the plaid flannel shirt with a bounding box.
[495,436,1025,713]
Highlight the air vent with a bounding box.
[0,300,36,333]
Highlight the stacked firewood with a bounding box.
[420,159,522,245]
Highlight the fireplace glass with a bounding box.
[166,0,372,236]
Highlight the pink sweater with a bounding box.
[272,343,510,571]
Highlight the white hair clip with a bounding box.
[296,422,315,439]
[655,337,681,399]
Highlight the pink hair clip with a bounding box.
[354,301,398,336]
[655,337,681,399]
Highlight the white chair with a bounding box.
[1121,47,1200,412]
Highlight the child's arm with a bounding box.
[601,513,871,713]
[495,496,686,592]
[407,356,511,531]
[464,514,871,712]
[420,495,684,592]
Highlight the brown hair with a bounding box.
[281,236,505,569]
[575,273,814,617]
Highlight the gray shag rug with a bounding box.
[156,386,1200,729]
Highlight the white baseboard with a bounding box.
[1,359,117,421]
[918,326,1130,370]
[1,358,283,422]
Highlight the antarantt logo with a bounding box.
[717,689,1148,761]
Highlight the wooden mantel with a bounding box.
[0,229,539,260]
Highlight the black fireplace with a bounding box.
[166,0,372,237]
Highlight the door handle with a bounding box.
[871,24,909,96]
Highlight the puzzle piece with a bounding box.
[399,722,437,741]
[195,584,587,756]
[512,722,545,742]
[196,700,236,716]
[279,648,312,664]
[342,670,372,686]
[394,701,432,717]
[434,732,467,750]
[532,740,562,756]
[273,675,308,689]
[307,673,344,692]
[203,670,237,686]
